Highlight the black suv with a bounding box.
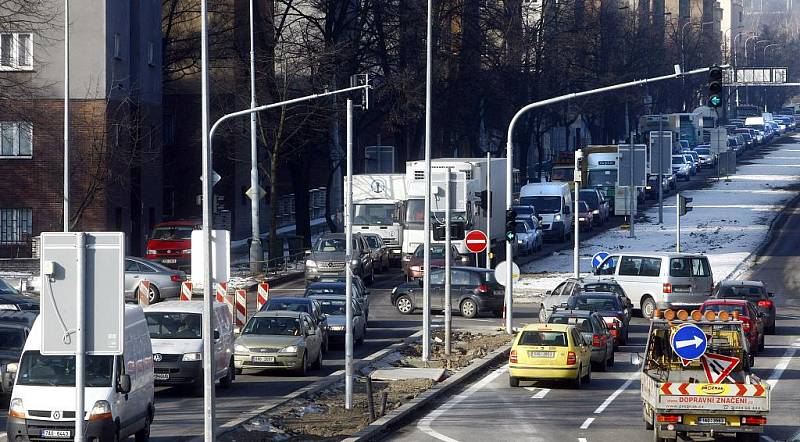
[391,267,504,318]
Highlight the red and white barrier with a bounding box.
[180,281,193,301]
[138,279,151,307]
[215,282,233,318]
[257,282,270,311]
[235,289,247,328]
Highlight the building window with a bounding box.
[147,41,155,66]
[0,208,32,245]
[0,33,33,70]
[114,33,121,59]
[0,122,33,157]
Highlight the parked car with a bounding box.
[124,256,186,304]
[576,201,594,231]
[714,280,776,334]
[700,299,765,354]
[145,219,201,270]
[234,311,324,375]
[578,188,609,225]
[0,284,39,312]
[391,267,504,318]
[671,155,691,181]
[305,233,374,284]
[508,323,591,388]
[404,243,466,280]
[307,294,368,346]
[261,297,329,352]
[566,293,630,346]
[0,311,37,396]
[547,310,614,370]
[362,233,390,273]
[514,220,537,255]
[304,281,370,321]
[692,145,716,167]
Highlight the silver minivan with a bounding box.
[587,252,713,318]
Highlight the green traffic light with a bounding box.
[709,95,721,108]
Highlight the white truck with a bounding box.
[403,158,507,264]
[347,174,407,262]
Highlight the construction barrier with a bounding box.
[215,282,234,318]
[180,281,193,301]
[235,289,247,328]
[137,279,151,307]
[256,282,270,311]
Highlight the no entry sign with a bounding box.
[464,230,488,253]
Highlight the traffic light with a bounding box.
[708,66,723,108]
[505,209,517,242]
[679,195,693,216]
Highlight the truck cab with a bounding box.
[144,220,201,270]
[348,174,407,263]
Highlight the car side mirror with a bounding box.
[630,353,642,366]
[545,290,552,295]
[213,330,220,340]
[117,374,132,394]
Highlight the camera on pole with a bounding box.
[679,194,693,216]
[505,209,517,242]
[707,66,723,108]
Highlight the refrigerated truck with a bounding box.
[346,174,408,262]
[403,158,508,262]
[582,146,618,212]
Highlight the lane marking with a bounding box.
[593,372,639,414]
[580,418,594,429]
[578,438,588,442]
[417,366,507,442]
[767,339,800,388]
[532,388,550,399]
[761,435,775,442]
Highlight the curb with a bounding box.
[197,330,424,442]
[342,342,512,442]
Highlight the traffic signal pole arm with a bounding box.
[502,65,717,334]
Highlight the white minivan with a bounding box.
[519,182,574,242]
[587,252,714,318]
[144,300,235,395]
[7,304,155,441]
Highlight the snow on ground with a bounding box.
[517,139,800,298]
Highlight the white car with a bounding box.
[671,155,691,181]
[692,146,715,167]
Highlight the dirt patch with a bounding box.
[222,332,511,441]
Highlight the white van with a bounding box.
[143,300,235,395]
[519,182,574,242]
[587,252,713,318]
[7,305,154,441]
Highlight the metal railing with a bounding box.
[230,251,307,279]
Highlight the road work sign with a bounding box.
[671,324,707,360]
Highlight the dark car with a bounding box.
[566,293,629,346]
[538,277,632,323]
[714,280,776,334]
[547,310,614,370]
[578,189,609,225]
[701,299,765,355]
[403,243,465,280]
[577,201,594,231]
[391,267,504,318]
[0,280,39,312]
[0,311,37,395]
[304,281,369,321]
[261,297,330,352]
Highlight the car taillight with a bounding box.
[663,283,672,294]
[610,328,619,337]
[757,300,773,308]
[592,334,601,347]
[567,351,577,365]
[656,415,682,423]
[510,350,518,364]
[478,284,490,293]
[171,274,184,282]
[743,320,751,333]
[741,416,767,425]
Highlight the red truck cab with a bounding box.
[145,220,201,269]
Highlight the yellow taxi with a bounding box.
[509,323,592,388]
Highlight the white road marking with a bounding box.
[767,339,800,388]
[761,435,775,442]
[532,388,550,399]
[594,372,639,414]
[417,366,508,442]
[578,438,588,442]
[580,418,595,429]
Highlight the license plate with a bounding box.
[253,356,275,363]
[154,373,170,380]
[698,417,726,425]
[162,259,177,264]
[673,286,690,292]
[529,351,555,358]
[41,430,71,438]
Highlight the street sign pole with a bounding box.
[345,99,354,409]
[422,0,434,360]
[629,135,635,238]
[74,232,85,442]
[573,150,581,278]
[444,168,452,356]
[677,193,681,253]
[658,117,664,224]
[485,152,491,269]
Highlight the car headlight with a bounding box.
[182,352,202,361]
[592,209,600,214]
[279,345,299,353]
[305,260,317,268]
[182,249,192,254]
[146,249,157,255]
[88,400,112,421]
[7,362,18,374]
[0,304,19,311]
[578,217,586,221]
[351,259,360,266]
[9,398,26,418]
[517,239,523,244]
[554,214,562,222]
[234,344,249,353]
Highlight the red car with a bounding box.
[145,220,201,270]
[403,243,465,280]
[700,299,765,354]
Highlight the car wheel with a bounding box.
[539,305,547,323]
[368,267,375,285]
[460,298,478,319]
[595,357,607,372]
[509,376,520,387]
[134,409,152,442]
[219,358,234,388]
[396,295,414,315]
[296,352,308,376]
[324,335,330,353]
[641,297,657,319]
[313,349,323,370]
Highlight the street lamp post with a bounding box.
[748,40,770,103]
[733,31,753,107]
[422,0,433,362]
[762,44,782,111]
[248,0,262,274]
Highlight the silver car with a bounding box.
[362,233,390,273]
[124,257,186,303]
[234,311,324,375]
[309,295,367,346]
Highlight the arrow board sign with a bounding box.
[670,324,708,360]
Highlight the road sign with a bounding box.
[199,170,221,186]
[40,232,124,355]
[617,144,647,187]
[701,352,740,384]
[649,131,672,175]
[245,185,266,200]
[591,251,610,268]
[671,324,708,360]
[494,260,520,287]
[190,229,231,288]
[464,230,488,253]
[709,128,727,155]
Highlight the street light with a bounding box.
[680,20,714,110]
[247,0,262,275]
[732,30,753,107]
[743,35,762,64]
[763,43,782,65]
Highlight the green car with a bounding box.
[234,311,324,376]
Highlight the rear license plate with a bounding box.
[253,356,275,363]
[154,373,170,380]
[673,286,691,292]
[162,259,177,264]
[698,417,726,425]
[41,430,71,438]
[528,351,555,358]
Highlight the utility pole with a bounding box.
[676,193,681,253]
[422,0,434,361]
[444,168,452,356]
[63,0,70,232]
[248,0,262,274]
[74,233,84,441]
[658,117,664,224]
[345,99,354,409]
[485,152,491,269]
[573,150,582,278]
[628,133,635,238]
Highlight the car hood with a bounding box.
[308,251,347,261]
[147,239,190,250]
[236,334,303,348]
[324,315,348,327]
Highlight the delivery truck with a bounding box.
[346,174,407,263]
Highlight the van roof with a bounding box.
[612,252,707,259]
[520,182,569,195]
[143,300,225,314]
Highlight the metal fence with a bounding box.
[230,251,307,279]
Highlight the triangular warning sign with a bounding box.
[700,352,740,384]
[681,358,693,367]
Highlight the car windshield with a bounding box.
[549,316,593,332]
[0,279,18,294]
[568,295,621,311]
[671,157,684,164]
[146,312,202,339]
[414,245,447,259]
[265,300,311,314]
[578,201,590,213]
[716,285,765,300]
[582,283,624,297]
[315,298,348,316]
[518,331,567,346]
[242,317,301,336]
[587,170,616,187]
[353,204,396,225]
[514,222,527,234]
[314,237,354,252]
[695,148,711,155]
[579,191,599,207]
[17,351,113,387]
[550,168,572,181]
[306,286,345,296]
[0,327,25,351]
[701,304,747,316]
[519,196,561,214]
[364,236,381,249]
[512,206,535,217]
[406,199,425,228]
[150,226,194,240]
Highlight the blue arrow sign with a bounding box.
[592,251,610,268]
[671,324,708,360]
